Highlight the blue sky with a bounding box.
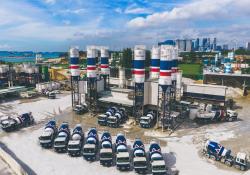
[0,0,249,51]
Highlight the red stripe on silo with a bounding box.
[134,70,145,75]
[160,72,171,76]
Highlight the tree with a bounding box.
[120,48,132,68]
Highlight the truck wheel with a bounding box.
[210,155,216,161]
[225,161,232,167]
[240,166,245,171]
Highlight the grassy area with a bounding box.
[179,63,203,80]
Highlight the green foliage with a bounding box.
[179,63,203,80]
[120,48,132,68]
[242,67,250,74]
[235,49,250,55]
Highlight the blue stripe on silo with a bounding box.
[70,57,79,64]
[160,60,172,70]
[101,58,109,64]
[134,60,145,69]
[151,59,160,67]
[87,58,96,65]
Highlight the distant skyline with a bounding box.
[0,0,250,51]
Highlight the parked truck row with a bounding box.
[0,112,34,132]
[38,120,167,174]
[98,107,128,128]
[203,140,248,171]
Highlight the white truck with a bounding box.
[132,139,148,174]
[115,133,130,171]
[149,141,167,175]
[54,122,70,152]
[99,131,113,166]
[139,111,157,128]
[39,120,58,148]
[67,124,84,156]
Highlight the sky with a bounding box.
[0,0,250,51]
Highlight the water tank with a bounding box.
[134,45,146,83]
[100,47,110,75]
[171,47,178,81]
[150,46,160,79]
[69,47,80,77]
[87,46,97,78]
[159,45,172,87]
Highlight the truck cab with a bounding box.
[116,134,130,171]
[133,139,148,174]
[67,124,84,156]
[226,110,238,122]
[234,152,248,171]
[149,141,167,175]
[73,104,88,115]
[139,111,156,128]
[83,128,99,161]
[99,132,113,166]
[39,120,57,148]
[54,123,70,152]
[98,107,118,126]
[108,108,127,128]
[151,155,167,175]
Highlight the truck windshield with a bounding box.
[40,135,51,140]
[54,141,65,145]
[117,157,129,162]
[68,144,79,149]
[100,152,112,158]
[83,148,94,153]
[134,161,146,167]
[152,165,165,171]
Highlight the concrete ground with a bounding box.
[0,158,15,175]
[0,91,250,175]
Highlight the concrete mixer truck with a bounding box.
[107,108,128,128]
[54,122,71,152]
[0,112,34,132]
[98,106,118,126]
[203,140,248,171]
[149,141,167,175]
[99,131,113,166]
[39,120,58,148]
[83,128,99,161]
[139,111,157,128]
[115,133,131,171]
[67,124,84,156]
[132,139,148,174]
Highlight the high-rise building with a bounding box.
[212,38,217,50]
[185,39,192,52]
[246,42,250,50]
[176,39,186,52]
[195,38,199,51]
[222,44,229,50]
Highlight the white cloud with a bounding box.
[59,8,86,14]
[127,0,250,28]
[44,0,56,5]
[0,44,11,50]
[114,8,122,14]
[124,7,152,15]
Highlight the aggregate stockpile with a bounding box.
[83,128,99,161]
[0,113,34,132]
[54,122,71,152]
[132,139,148,174]
[139,111,157,128]
[149,141,167,175]
[67,124,84,156]
[39,120,58,148]
[107,108,128,128]
[98,106,118,126]
[203,140,248,171]
[115,133,131,171]
[99,131,113,166]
